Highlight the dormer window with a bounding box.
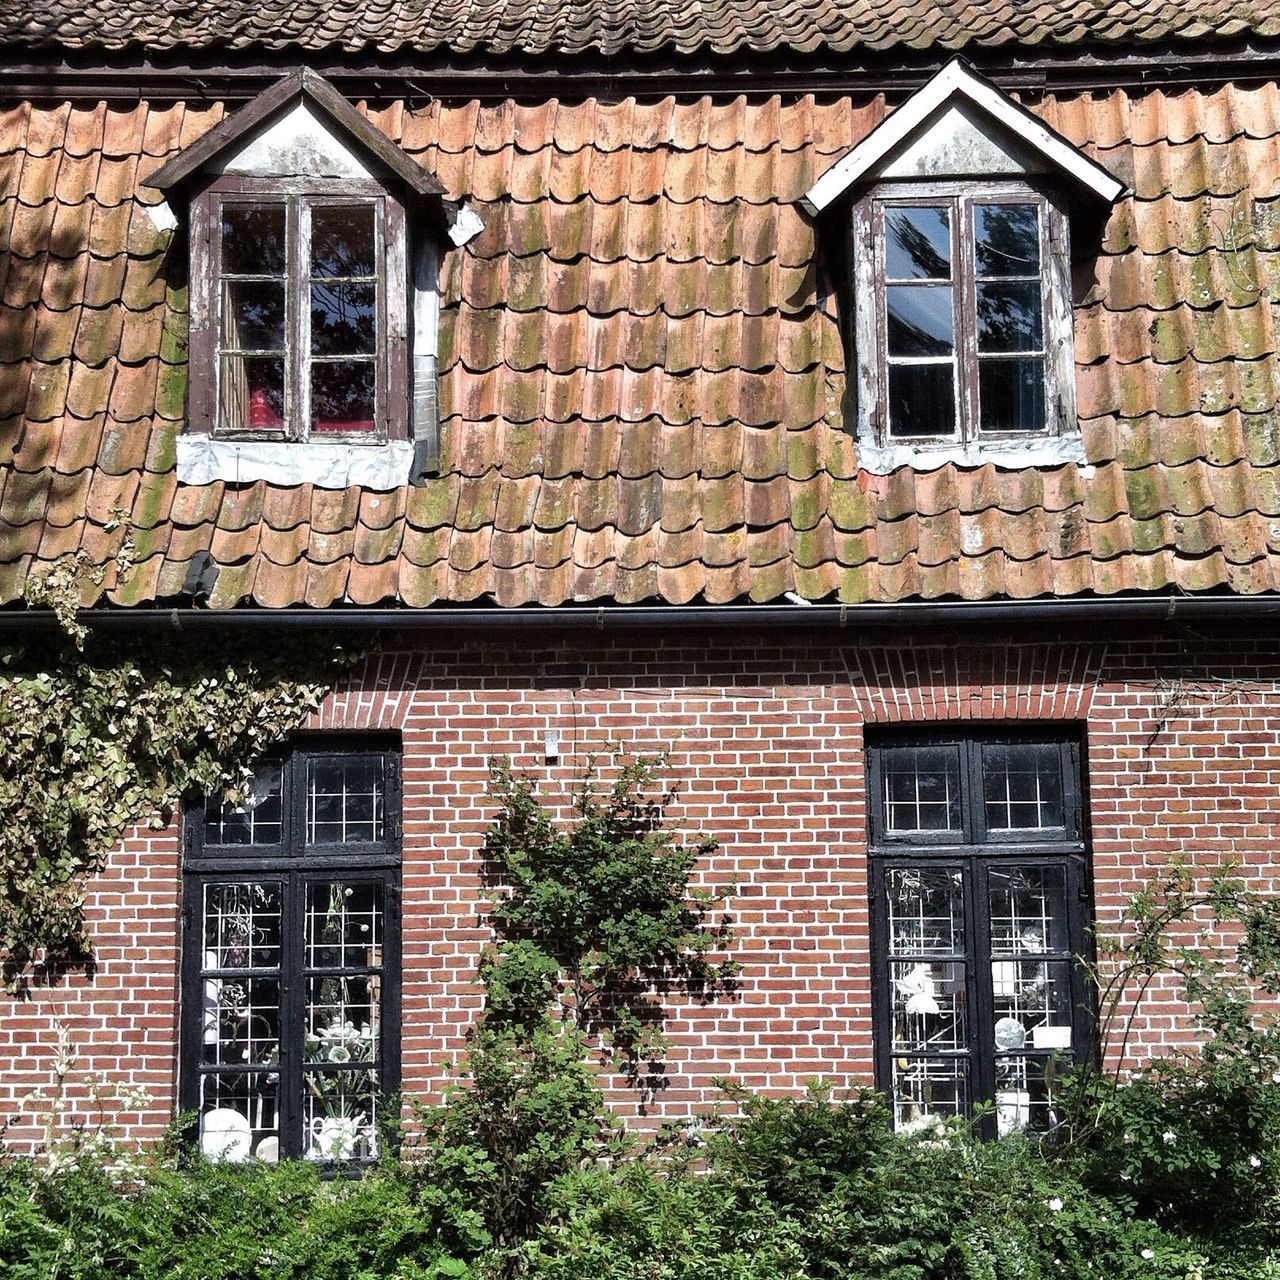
[860,182,1070,447]
[202,186,405,443]
[147,69,466,490]
[803,60,1124,473]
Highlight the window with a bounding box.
[853,183,1074,449]
[181,742,401,1163]
[867,731,1090,1137]
[190,181,408,444]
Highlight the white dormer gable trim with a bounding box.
[802,60,1125,215]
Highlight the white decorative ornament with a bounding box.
[199,1107,252,1162]
[895,964,940,1016]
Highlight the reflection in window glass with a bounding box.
[887,868,965,955]
[307,757,385,844]
[203,882,283,969]
[885,206,952,281]
[982,743,1065,830]
[891,1057,969,1132]
[891,959,968,1052]
[204,765,284,846]
[988,866,1069,955]
[303,1070,380,1162]
[881,745,962,833]
[978,357,1045,434]
[199,1072,280,1163]
[305,881,384,969]
[974,204,1040,278]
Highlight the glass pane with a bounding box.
[310,360,376,435]
[221,204,286,276]
[221,280,285,352]
[991,959,1075,1051]
[887,363,956,439]
[311,205,377,279]
[988,866,1070,956]
[880,744,962,833]
[306,756,385,843]
[977,281,1042,352]
[891,1058,968,1132]
[311,282,377,356]
[886,868,965,955]
[978,357,1045,433]
[306,975,381,1065]
[982,742,1065,830]
[304,1070,380,1162]
[887,284,954,356]
[200,975,281,1067]
[198,1072,279,1162]
[202,882,282,969]
[975,203,1040,277]
[891,960,967,1052]
[305,881,384,969]
[885,206,951,280]
[219,355,285,432]
[204,764,284,846]
[995,1055,1063,1135]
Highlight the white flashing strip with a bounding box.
[856,433,1087,476]
[802,60,1126,214]
[176,436,414,489]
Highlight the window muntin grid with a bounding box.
[184,745,399,1165]
[869,733,1088,1137]
[981,742,1066,831]
[204,764,284,847]
[307,756,385,845]
[880,744,962,834]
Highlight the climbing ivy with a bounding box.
[1,579,357,992]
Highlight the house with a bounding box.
[3,0,1280,1161]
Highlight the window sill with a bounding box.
[855,432,1087,475]
[176,435,414,489]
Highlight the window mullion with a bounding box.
[289,198,308,443]
[955,197,980,444]
[970,858,997,1138]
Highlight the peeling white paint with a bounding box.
[221,101,374,181]
[875,101,1045,182]
[143,199,179,233]
[855,434,1088,476]
[177,436,414,488]
[448,202,486,248]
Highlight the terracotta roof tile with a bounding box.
[8,82,1280,609]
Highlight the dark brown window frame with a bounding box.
[867,727,1093,1139]
[189,175,409,445]
[852,178,1076,450]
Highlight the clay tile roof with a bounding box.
[3,0,1280,56]
[6,81,1280,610]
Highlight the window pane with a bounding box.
[219,355,285,432]
[311,205,377,279]
[887,363,955,439]
[892,1058,969,1132]
[198,1073,279,1162]
[305,881,384,969]
[221,204,286,276]
[310,360,376,435]
[887,284,954,356]
[994,1056,1062,1134]
[885,206,951,280]
[978,357,1045,434]
[304,1070,380,1161]
[981,742,1065,830]
[221,280,285,352]
[881,744,962,832]
[204,765,284,846]
[892,960,967,1052]
[887,868,965,955]
[988,866,1070,955]
[307,756,385,843]
[977,281,1042,352]
[307,975,381,1065]
[991,959,1075,1051]
[200,975,281,1067]
[311,282,377,356]
[202,882,282,969]
[975,203,1040,277]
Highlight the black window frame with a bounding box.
[867,727,1092,1138]
[180,737,402,1165]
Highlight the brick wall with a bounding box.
[4,625,1279,1153]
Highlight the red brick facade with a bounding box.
[4,625,1277,1154]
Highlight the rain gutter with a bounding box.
[1,596,1279,635]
